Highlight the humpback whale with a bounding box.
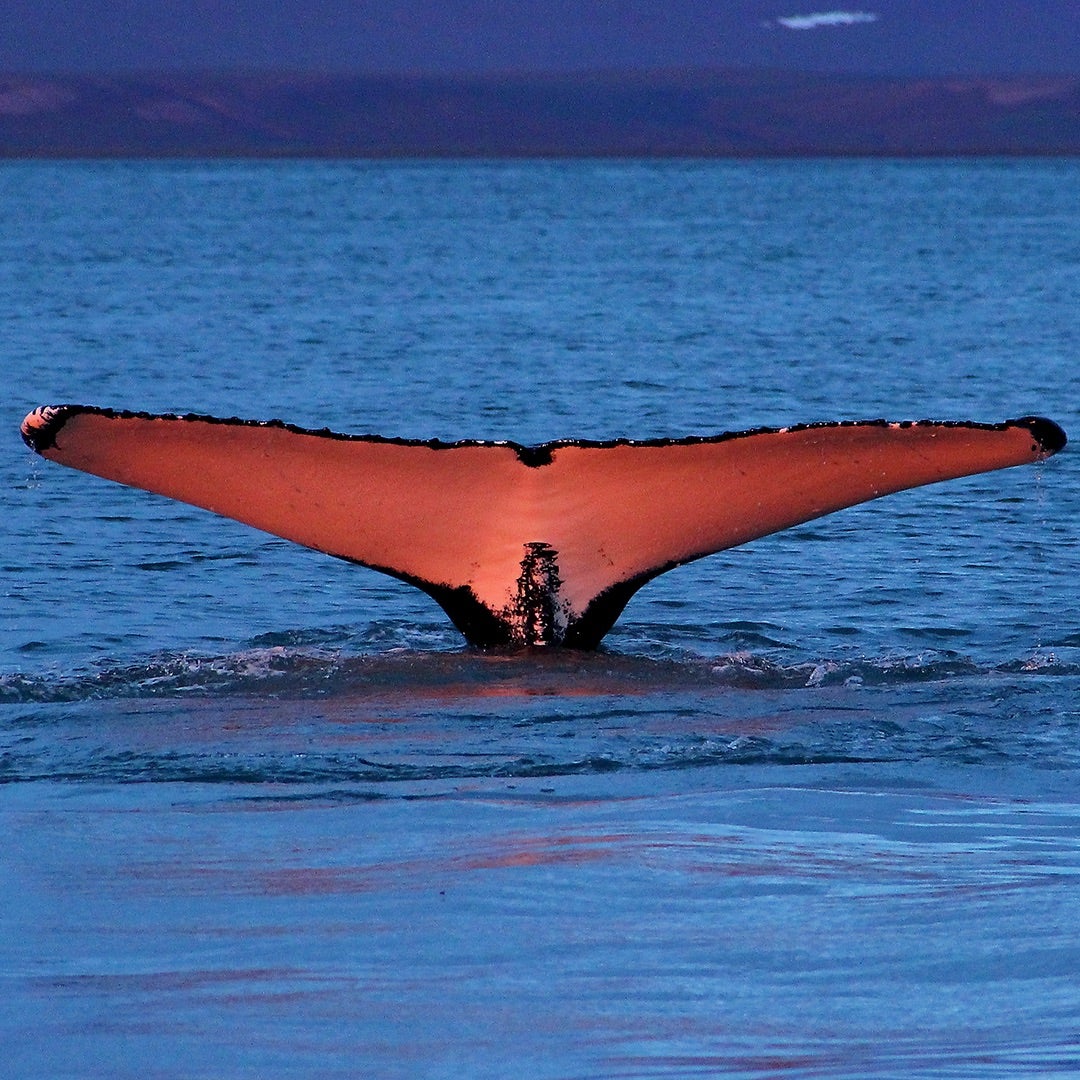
[21,406,1065,649]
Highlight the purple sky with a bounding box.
[3,1,1079,76]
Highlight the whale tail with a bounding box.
[21,406,1065,648]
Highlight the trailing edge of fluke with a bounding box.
[21,406,1066,649]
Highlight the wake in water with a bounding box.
[3,633,1078,705]
[6,624,1079,788]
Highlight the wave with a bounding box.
[4,641,1080,786]
[3,642,1079,706]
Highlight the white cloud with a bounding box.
[773,11,879,30]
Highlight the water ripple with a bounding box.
[3,643,1078,706]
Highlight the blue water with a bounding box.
[3,159,1080,1078]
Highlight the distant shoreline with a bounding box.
[3,70,1079,158]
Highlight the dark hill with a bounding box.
[2,70,1079,157]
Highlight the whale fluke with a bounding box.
[21,406,1065,649]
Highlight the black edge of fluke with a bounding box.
[1012,416,1067,456]
[19,404,1068,459]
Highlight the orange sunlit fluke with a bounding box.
[21,405,1065,649]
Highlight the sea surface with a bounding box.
[2,159,1079,1078]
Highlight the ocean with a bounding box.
[2,158,1079,1078]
